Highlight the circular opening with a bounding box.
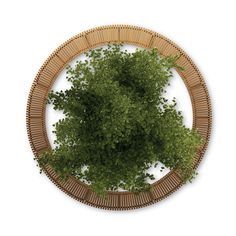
[45,44,193,189]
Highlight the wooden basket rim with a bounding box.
[26,24,212,210]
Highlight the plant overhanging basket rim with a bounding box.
[26,24,212,210]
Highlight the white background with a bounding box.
[0,0,235,235]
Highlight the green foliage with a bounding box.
[38,44,203,196]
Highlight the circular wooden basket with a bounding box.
[26,25,211,210]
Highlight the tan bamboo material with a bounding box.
[26,25,212,210]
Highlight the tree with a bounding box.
[38,44,202,196]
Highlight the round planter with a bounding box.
[26,25,211,210]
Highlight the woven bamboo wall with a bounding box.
[26,25,211,210]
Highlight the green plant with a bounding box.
[38,44,202,196]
